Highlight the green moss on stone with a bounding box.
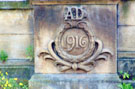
[0,1,31,9]
[121,2,129,17]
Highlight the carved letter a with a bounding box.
[64,7,74,20]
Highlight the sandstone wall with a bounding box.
[0,0,134,78]
[0,10,33,59]
[0,9,34,79]
[118,1,135,75]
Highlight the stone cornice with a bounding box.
[31,0,121,5]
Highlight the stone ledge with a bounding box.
[118,51,135,58]
[0,59,34,66]
[0,59,34,79]
[0,65,34,79]
[29,74,121,89]
[32,0,120,5]
[118,59,135,77]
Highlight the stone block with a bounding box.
[0,35,33,59]
[0,59,34,79]
[34,5,117,74]
[118,59,135,76]
[29,74,120,89]
[119,1,135,25]
[0,10,33,34]
[118,26,135,51]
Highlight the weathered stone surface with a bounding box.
[0,35,33,59]
[0,10,34,59]
[118,26,135,51]
[0,10,33,34]
[34,5,117,73]
[0,59,34,79]
[119,1,135,25]
[29,74,120,89]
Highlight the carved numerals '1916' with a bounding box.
[64,35,87,52]
[60,28,89,56]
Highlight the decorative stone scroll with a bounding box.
[38,6,113,72]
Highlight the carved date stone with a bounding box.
[34,5,117,73]
[29,4,119,89]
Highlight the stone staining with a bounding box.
[39,6,113,73]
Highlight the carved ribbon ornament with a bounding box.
[38,21,113,72]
